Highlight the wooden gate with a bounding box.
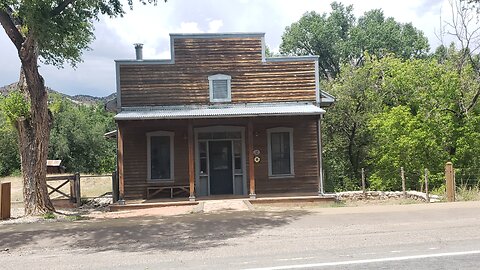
[46,173,81,207]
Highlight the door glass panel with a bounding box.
[199,141,208,175]
[233,140,242,174]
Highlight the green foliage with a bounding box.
[0,93,116,176]
[323,51,480,192]
[0,91,30,126]
[347,10,429,62]
[280,2,355,78]
[48,97,116,174]
[3,0,124,67]
[0,109,20,176]
[280,3,429,79]
[368,106,444,190]
[42,212,56,219]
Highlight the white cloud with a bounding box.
[176,22,203,33]
[208,19,223,33]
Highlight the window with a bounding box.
[208,74,231,102]
[147,131,174,181]
[267,127,294,177]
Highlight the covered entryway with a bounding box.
[195,126,247,197]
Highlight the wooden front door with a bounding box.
[208,141,233,195]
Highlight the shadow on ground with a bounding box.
[0,210,308,253]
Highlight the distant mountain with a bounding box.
[0,82,116,105]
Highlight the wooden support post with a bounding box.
[117,124,125,200]
[445,162,455,202]
[0,182,11,220]
[247,120,256,199]
[69,178,75,203]
[188,120,195,201]
[424,168,430,203]
[74,173,81,207]
[112,171,119,203]
[317,117,324,195]
[361,168,366,198]
[401,167,406,198]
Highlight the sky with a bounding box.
[0,0,454,97]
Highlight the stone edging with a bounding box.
[335,191,441,202]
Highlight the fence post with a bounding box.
[445,162,455,202]
[69,177,75,203]
[112,171,119,203]
[0,182,11,220]
[74,173,81,207]
[401,167,406,198]
[424,168,430,203]
[361,168,366,198]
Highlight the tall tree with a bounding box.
[280,3,429,80]
[280,2,354,79]
[0,0,159,215]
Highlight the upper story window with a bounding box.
[208,74,231,102]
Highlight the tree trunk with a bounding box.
[16,37,54,215]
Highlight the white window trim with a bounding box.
[267,127,295,178]
[208,74,232,102]
[146,131,174,182]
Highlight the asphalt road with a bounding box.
[2,201,480,269]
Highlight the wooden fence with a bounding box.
[46,173,81,207]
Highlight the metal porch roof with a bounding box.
[114,102,325,120]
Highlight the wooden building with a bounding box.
[114,33,334,200]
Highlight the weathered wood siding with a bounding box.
[119,37,317,106]
[120,120,190,199]
[120,116,319,199]
[251,116,319,194]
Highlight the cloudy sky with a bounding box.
[0,0,452,97]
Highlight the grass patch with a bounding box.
[328,201,347,207]
[65,214,87,221]
[42,212,56,220]
[456,184,480,201]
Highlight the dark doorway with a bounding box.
[209,141,233,195]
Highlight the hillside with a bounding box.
[0,82,115,105]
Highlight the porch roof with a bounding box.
[114,102,325,120]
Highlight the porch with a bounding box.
[115,102,326,201]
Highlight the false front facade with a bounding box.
[114,33,334,200]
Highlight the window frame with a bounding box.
[267,127,295,178]
[208,74,232,102]
[146,131,175,182]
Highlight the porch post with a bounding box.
[188,120,196,201]
[317,116,324,195]
[247,119,256,199]
[117,123,125,200]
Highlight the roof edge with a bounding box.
[169,32,265,39]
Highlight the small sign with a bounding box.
[253,149,261,156]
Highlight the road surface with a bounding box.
[1,201,480,269]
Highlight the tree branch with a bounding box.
[0,8,25,51]
[51,0,76,16]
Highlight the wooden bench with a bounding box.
[147,185,190,199]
